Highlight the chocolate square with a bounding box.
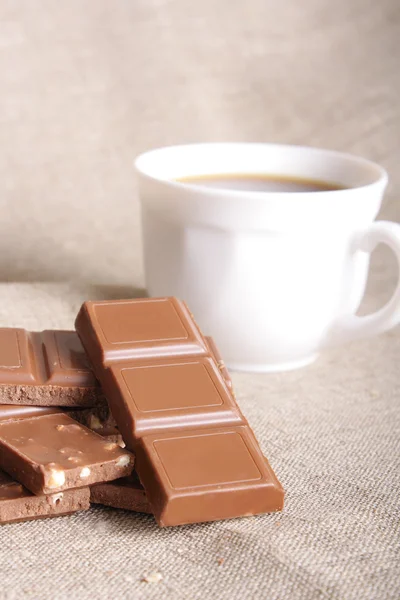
[41,330,97,387]
[135,426,284,526]
[0,329,37,385]
[76,298,208,366]
[103,357,243,445]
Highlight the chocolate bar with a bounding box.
[0,412,134,495]
[0,329,103,406]
[90,472,151,514]
[76,297,284,526]
[0,469,90,524]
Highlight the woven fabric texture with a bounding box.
[0,284,399,600]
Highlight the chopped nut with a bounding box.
[46,468,65,489]
[56,425,64,431]
[50,493,63,506]
[67,456,80,463]
[217,557,225,566]
[80,467,91,479]
[141,571,163,584]
[89,415,102,431]
[117,455,131,467]
[103,442,118,450]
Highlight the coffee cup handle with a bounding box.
[328,220,400,345]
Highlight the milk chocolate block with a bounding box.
[135,426,284,526]
[76,297,284,526]
[0,405,61,420]
[76,297,209,366]
[101,355,243,443]
[0,404,123,445]
[0,412,134,495]
[90,472,151,514]
[0,469,90,524]
[0,329,102,406]
[73,339,232,441]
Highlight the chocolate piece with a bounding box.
[205,336,233,391]
[101,355,243,441]
[76,297,284,526]
[0,404,124,445]
[136,427,284,526]
[0,404,123,445]
[0,412,134,495]
[90,472,151,514]
[70,338,232,441]
[0,405,61,420]
[0,329,103,406]
[0,469,90,524]
[76,297,208,365]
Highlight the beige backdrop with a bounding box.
[0,1,399,599]
[0,0,399,286]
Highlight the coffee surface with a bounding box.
[176,173,345,192]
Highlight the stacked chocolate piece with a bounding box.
[0,297,283,526]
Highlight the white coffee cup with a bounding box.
[135,143,400,372]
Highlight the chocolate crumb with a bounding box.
[141,571,163,583]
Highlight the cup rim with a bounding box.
[134,142,388,196]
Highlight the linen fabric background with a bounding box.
[0,1,399,599]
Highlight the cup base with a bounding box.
[226,354,319,374]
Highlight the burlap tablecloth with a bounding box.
[0,283,399,600]
[0,1,399,598]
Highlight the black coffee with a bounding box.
[176,173,345,193]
